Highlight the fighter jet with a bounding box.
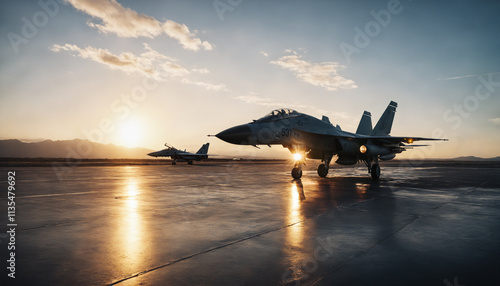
[147,143,210,165]
[215,101,447,179]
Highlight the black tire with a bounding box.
[317,164,328,177]
[188,161,193,165]
[371,164,380,180]
[291,167,302,179]
[172,161,176,165]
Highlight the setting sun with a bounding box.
[119,119,142,148]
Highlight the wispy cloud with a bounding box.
[438,72,500,81]
[51,43,188,79]
[192,68,210,74]
[51,43,227,91]
[234,94,296,108]
[488,118,500,125]
[270,50,357,91]
[181,78,228,91]
[65,0,212,51]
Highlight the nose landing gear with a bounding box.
[291,166,302,179]
[291,151,306,179]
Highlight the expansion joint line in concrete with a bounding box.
[310,180,489,285]
[107,219,308,285]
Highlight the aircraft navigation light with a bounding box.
[407,138,414,144]
[293,153,303,161]
[359,145,367,154]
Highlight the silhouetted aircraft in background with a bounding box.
[148,143,209,165]
[215,101,447,179]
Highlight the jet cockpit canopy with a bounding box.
[254,108,301,123]
[163,143,177,150]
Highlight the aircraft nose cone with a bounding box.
[148,149,168,157]
[147,151,160,157]
[216,124,252,145]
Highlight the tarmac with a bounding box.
[0,160,499,285]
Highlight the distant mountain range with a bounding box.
[0,139,499,161]
[0,139,154,159]
[450,156,500,162]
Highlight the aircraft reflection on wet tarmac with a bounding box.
[1,162,499,285]
[281,176,396,284]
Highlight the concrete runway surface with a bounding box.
[0,161,499,285]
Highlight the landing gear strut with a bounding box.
[290,148,307,179]
[371,164,380,180]
[317,154,333,178]
[365,156,380,180]
[317,164,328,177]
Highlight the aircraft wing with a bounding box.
[177,153,207,159]
[294,128,446,142]
[354,135,448,145]
[292,129,447,152]
[147,150,198,158]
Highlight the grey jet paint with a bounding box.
[215,101,447,179]
[148,143,210,165]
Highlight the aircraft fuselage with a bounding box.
[216,110,387,165]
[215,103,445,179]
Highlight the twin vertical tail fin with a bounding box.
[371,101,397,136]
[196,143,210,154]
[356,111,373,135]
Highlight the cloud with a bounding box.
[488,118,500,125]
[182,79,228,91]
[438,72,500,81]
[51,43,188,79]
[65,0,212,51]
[234,95,288,108]
[51,43,226,91]
[192,68,210,74]
[270,51,357,91]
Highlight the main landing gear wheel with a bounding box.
[188,161,193,165]
[292,167,302,179]
[172,161,177,165]
[371,164,380,180]
[317,164,328,177]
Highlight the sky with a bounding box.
[1,0,499,159]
